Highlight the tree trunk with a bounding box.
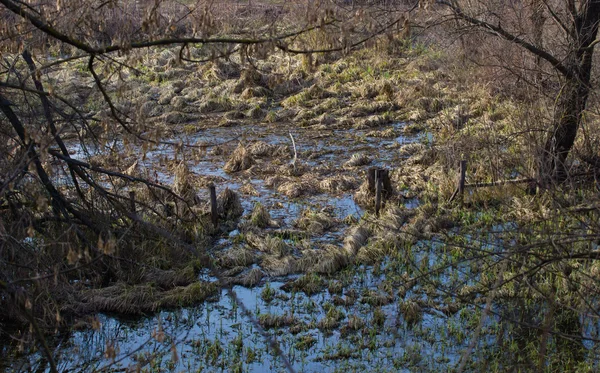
[542,75,589,182]
[541,0,600,184]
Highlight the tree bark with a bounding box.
[541,0,600,184]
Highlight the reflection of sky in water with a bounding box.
[9,274,470,372]
[7,122,496,373]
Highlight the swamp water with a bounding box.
[4,120,596,372]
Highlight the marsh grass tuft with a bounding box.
[343,225,370,256]
[224,144,254,173]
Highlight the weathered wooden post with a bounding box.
[458,160,467,200]
[209,184,218,228]
[449,160,467,203]
[367,167,392,215]
[375,169,383,216]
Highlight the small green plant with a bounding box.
[260,282,276,303]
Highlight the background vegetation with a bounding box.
[1,0,600,371]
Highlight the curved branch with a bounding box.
[0,0,334,56]
[436,0,572,78]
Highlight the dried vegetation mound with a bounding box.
[217,247,256,268]
[261,255,297,277]
[277,179,320,198]
[343,225,370,256]
[173,162,197,202]
[353,181,373,207]
[320,175,357,193]
[224,144,254,173]
[217,188,243,220]
[281,273,325,295]
[74,280,217,315]
[298,244,350,274]
[203,60,240,81]
[247,234,291,257]
[248,141,290,158]
[344,153,371,167]
[222,267,264,287]
[248,203,273,228]
[233,68,265,93]
[296,209,336,235]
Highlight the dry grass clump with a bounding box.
[239,182,259,196]
[161,281,218,308]
[344,153,371,167]
[198,98,233,113]
[224,267,264,287]
[247,234,290,257]
[317,305,345,331]
[203,60,240,81]
[399,299,422,325]
[295,209,336,235]
[355,115,391,129]
[162,111,188,124]
[366,127,399,138]
[414,96,445,114]
[353,83,379,99]
[141,266,197,288]
[281,273,325,296]
[360,290,393,306]
[314,97,343,113]
[348,102,395,117]
[217,246,256,268]
[138,100,163,118]
[217,188,243,220]
[224,110,246,120]
[246,106,267,119]
[294,108,317,121]
[241,86,270,99]
[261,255,297,277]
[378,206,412,232]
[271,76,306,97]
[328,280,343,295]
[298,244,350,274]
[258,313,298,329]
[224,144,254,173]
[171,95,189,110]
[317,113,336,125]
[75,281,217,315]
[281,84,331,108]
[277,179,320,198]
[124,159,144,178]
[398,143,427,158]
[232,69,262,93]
[343,225,370,256]
[248,141,289,158]
[240,267,264,287]
[264,175,287,188]
[217,118,241,127]
[319,175,357,193]
[353,181,373,206]
[347,315,366,331]
[248,203,272,228]
[248,141,274,157]
[356,236,397,264]
[173,162,197,202]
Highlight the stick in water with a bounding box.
[289,132,297,170]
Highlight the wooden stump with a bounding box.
[209,184,218,228]
[367,168,393,198]
[367,167,393,216]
